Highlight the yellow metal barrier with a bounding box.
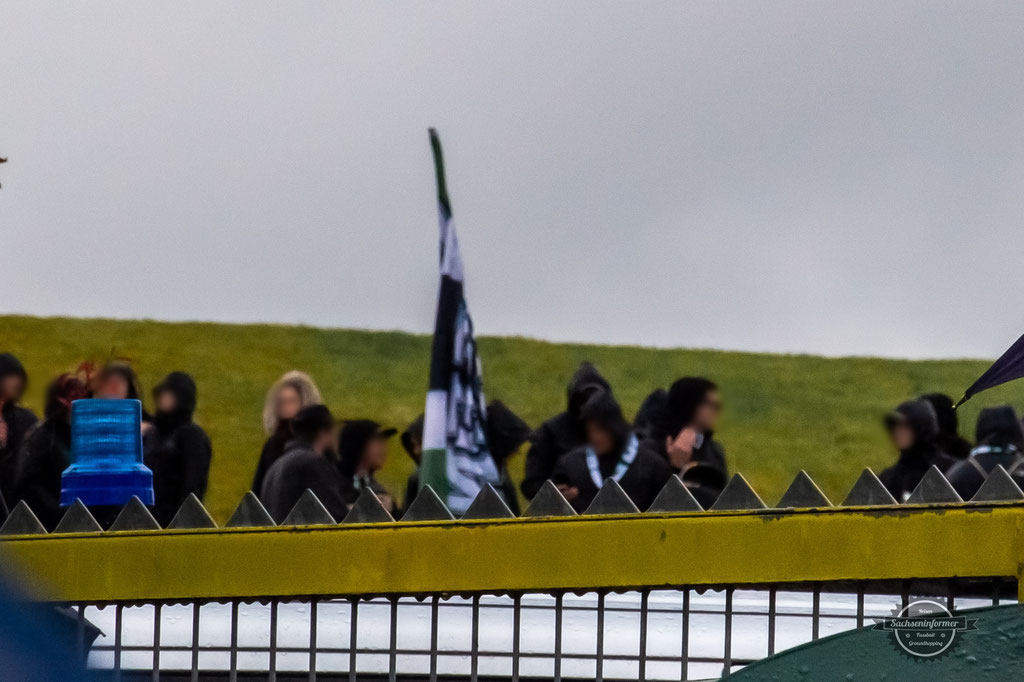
[2,502,1023,604]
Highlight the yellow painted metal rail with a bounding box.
[2,502,1023,604]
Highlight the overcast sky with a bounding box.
[3,2,1024,359]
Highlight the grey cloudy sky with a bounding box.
[3,2,1024,359]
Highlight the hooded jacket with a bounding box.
[96,362,152,422]
[11,375,88,530]
[520,362,611,499]
[551,393,672,513]
[252,371,323,496]
[260,437,350,523]
[921,393,972,460]
[633,388,670,443]
[0,353,38,505]
[640,378,728,479]
[945,406,1024,500]
[878,399,957,501]
[143,372,212,526]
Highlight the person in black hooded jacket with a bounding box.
[143,372,212,526]
[484,401,531,515]
[94,362,152,423]
[11,374,89,530]
[551,392,672,513]
[521,362,611,500]
[0,353,38,507]
[920,393,971,460]
[878,399,957,502]
[649,378,728,478]
[945,406,1024,500]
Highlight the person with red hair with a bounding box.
[11,374,89,529]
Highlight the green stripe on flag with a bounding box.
[419,447,450,500]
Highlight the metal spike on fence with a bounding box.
[0,501,47,535]
[166,493,218,529]
[710,473,767,511]
[226,491,276,528]
[776,470,832,508]
[905,466,962,504]
[971,465,1024,502]
[53,499,103,533]
[461,484,515,520]
[646,475,703,512]
[342,488,395,524]
[584,479,639,515]
[108,496,161,531]
[522,480,577,517]
[282,489,336,526]
[841,469,897,507]
[402,485,455,522]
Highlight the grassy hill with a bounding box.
[0,315,1015,522]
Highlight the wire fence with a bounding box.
[74,578,1016,681]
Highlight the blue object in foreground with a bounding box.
[60,399,154,507]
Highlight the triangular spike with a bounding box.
[841,469,898,507]
[282,489,336,526]
[0,501,47,535]
[342,488,395,524]
[402,485,455,522]
[166,493,217,529]
[584,479,639,515]
[906,466,963,504]
[226,491,276,528]
[646,475,703,512]
[461,484,515,520]
[971,465,1024,503]
[776,470,832,508]
[710,473,767,511]
[53,499,103,533]
[522,480,577,517]
[108,496,161,531]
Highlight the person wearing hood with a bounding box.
[878,399,957,502]
[143,372,212,526]
[654,378,728,478]
[11,374,89,529]
[521,362,611,500]
[94,362,152,424]
[0,353,37,506]
[633,388,671,444]
[551,392,672,513]
[252,371,322,496]
[337,419,398,515]
[945,406,1024,500]
[260,404,349,523]
[920,393,971,460]
[484,401,531,515]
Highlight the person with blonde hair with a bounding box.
[252,371,322,494]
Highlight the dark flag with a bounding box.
[956,332,1024,408]
[420,129,501,514]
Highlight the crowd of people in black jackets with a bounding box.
[0,354,211,529]
[1,351,1023,530]
[250,361,731,519]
